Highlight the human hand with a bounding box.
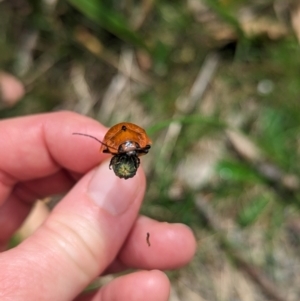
[0,112,196,301]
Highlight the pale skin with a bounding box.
[0,111,196,301]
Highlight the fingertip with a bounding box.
[119,216,197,270]
[144,270,170,299]
[99,270,170,301]
[172,222,197,264]
[155,221,197,268]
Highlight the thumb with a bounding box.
[0,161,146,301]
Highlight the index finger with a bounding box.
[0,111,108,205]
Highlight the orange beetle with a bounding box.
[73,122,151,179]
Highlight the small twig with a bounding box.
[74,27,151,86]
[226,129,300,210]
[158,52,220,163]
[23,53,60,91]
[132,0,155,30]
[71,64,96,115]
[146,232,151,246]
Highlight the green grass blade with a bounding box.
[237,196,270,227]
[67,0,148,50]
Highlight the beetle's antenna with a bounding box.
[72,132,118,151]
[73,133,108,147]
[73,133,103,144]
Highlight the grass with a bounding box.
[1,0,300,300]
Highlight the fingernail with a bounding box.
[88,160,141,216]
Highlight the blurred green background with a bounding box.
[1,0,300,300]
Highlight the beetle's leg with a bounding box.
[133,156,140,169]
[109,157,114,169]
[137,157,140,168]
[137,145,151,155]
